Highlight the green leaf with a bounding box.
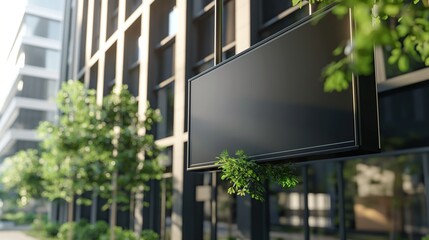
[383,4,401,17]
[396,24,409,38]
[333,46,344,56]
[332,5,348,17]
[388,48,402,64]
[398,55,410,72]
[292,0,302,7]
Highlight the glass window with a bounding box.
[380,81,429,151]
[384,47,426,79]
[158,43,175,82]
[257,0,309,43]
[124,20,141,96]
[79,0,88,70]
[14,140,40,152]
[343,154,427,239]
[194,60,214,75]
[92,0,101,55]
[22,45,60,70]
[16,76,56,100]
[104,45,116,96]
[307,163,340,239]
[193,0,235,64]
[28,0,64,11]
[217,175,239,240]
[168,6,178,36]
[153,0,177,41]
[193,0,213,16]
[223,47,235,61]
[90,62,98,91]
[160,177,173,240]
[125,67,139,97]
[12,109,54,130]
[107,0,119,39]
[269,166,305,239]
[262,0,292,23]
[156,83,174,139]
[223,0,235,46]
[126,0,142,18]
[196,15,214,61]
[159,147,173,171]
[25,15,61,40]
[259,7,308,42]
[125,20,141,66]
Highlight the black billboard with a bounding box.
[187,8,380,171]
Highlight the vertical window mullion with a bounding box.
[336,161,346,240]
[422,153,429,227]
[303,165,310,240]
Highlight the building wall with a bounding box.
[63,0,429,239]
[0,0,64,161]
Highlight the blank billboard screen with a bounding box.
[188,8,379,170]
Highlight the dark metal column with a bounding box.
[336,161,346,240]
[211,173,218,240]
[211,0,223,239]
[214,0,223,65]
[422,153,429,227]
[303,166,310,240]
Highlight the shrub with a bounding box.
[100,227,159,240]
[100,227,138,240]
[88,221,109,239]
[1,211,36,225]
[48,219,158,240]
[57,221,76,240]
[58,220,110,240]
[31,218,44,232]
[140,230,159,240]
[31,218,60,238]
[44,222,61,237]
[77,221,109,240]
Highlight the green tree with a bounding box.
[93,85,163,240]
[38,80,99,240]
[0,149,44,206]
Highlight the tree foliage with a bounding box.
[38,80,98,203]
[0,149,44,206]
[293,0,429,91]
[216,150,299,201]
[94,85,163,208]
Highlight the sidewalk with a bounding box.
[0,231,36,240]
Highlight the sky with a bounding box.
[0,1,25,111]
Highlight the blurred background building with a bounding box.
[56,0,429,239]
[0,0,65,163]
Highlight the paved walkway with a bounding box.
[0,231,36,240]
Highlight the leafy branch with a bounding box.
[293,0,429,92]
[215,150,299,201]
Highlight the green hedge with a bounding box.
[0,211,36,225]
[34,219,159,240]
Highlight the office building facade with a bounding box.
[61,0,429,239]
[0,0,65,162]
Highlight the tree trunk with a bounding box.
[110,170,118,240]
[67,195,74,240]
[134,188,144,235]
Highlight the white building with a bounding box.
[0,0,64,162]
